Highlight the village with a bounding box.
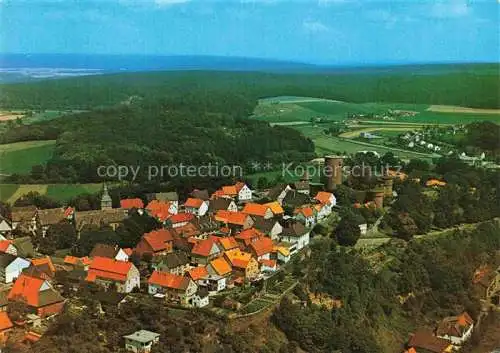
[0,154,497,353]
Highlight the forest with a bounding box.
[0,64,499,110]
[3,98,315,183]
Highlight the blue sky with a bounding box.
[0,0,498,64]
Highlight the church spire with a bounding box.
[101,183,112,210]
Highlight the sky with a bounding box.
[0,0,498,65]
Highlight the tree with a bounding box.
[334,212,362,246]
[74,228,120,256]
[387,212,418,241]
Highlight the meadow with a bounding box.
[0,140,56,175]
[0,183,103,204]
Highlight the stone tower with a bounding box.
[323,155,344,192]
[100,184,112,210]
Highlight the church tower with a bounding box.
[100,184,112,210]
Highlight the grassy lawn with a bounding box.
[0,140,56,175]
[239,299,272,314]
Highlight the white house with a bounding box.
[123,330,160,353]
[86,257,140,293]
[190,287,209,308]
[279,222,310,251]
[436,312,474,347]
[147,271,197,306]
[0,254,31,283]
[253,218,283,241]
[359,223,368,235]
[0,217,12,238]
[293,206,316,228]
[184,198,209,217]
[236,182,252,201]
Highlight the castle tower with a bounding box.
[371,187,385,209]
[100,184,112,210]
[323,155,344,192]
[381,175,394,198]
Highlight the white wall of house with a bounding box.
[123,265,140,293]
[238,185,252,201]
[198,202,209,217]
[115,249,129,262]
[269,222,283,241]
[437,324,474,346]
[227,201,238,212]
[5,257,31,283]
[192,294,209,308]
[0,220,12,235]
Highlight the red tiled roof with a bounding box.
[242,203,269,217]
[31,256,56,273]
[143,229,174,252]
[264,201,284,215]
[217,237,239,251]
[184,198,204,208]
[169,213,194,224]
[191,238,219,257]
[222,186,238,196]
[236,228,263,240]
[86,256,132,282]
[314,191,334,205]
[188,266,209,281]
[8,273,45,307]
[175,223,200,238]
[436,312,474,338]
[209,257,232,276]
[294,206,314,218]
[146,200,173,221]
[0,312,13,331]
[120,198,144,209]
[64,207,74,218]
[259,259,277,268]
[408,330,451,353]
[0,240,13,253]
[148,271,189,290]
[249,237,274,257]
[215,210,250,226]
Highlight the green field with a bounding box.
[0,183,103,204]
[294,125,436,161]
[253,96,500,124]
[0,140,56,175]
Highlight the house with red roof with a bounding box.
[217,237,239,252]
[167,213,195,228]
[406,330,452,353]
[242,203,273,219]
[25,256,56,281]
[120,198,144,210]
[436,312,474,347]
[0,240,17,256]
[206,257,232,291]
[213,182,252,201]
[148,271,197,306]
[184,198,209,217]
[259,259,277,272]
[293,206,316,227]
[263,201,285,217]
[8,273,65,317]
[86,257,140,293]
[235,228,263,248]
[191,238,222,265]
[64,256,91,270]
[0,311,13,343]
[187,266,209,285]
[146,200,177,222]
[248,237,274,261]
[134,229,175,258]
[224,249,259,280]
[215,211,254,231]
